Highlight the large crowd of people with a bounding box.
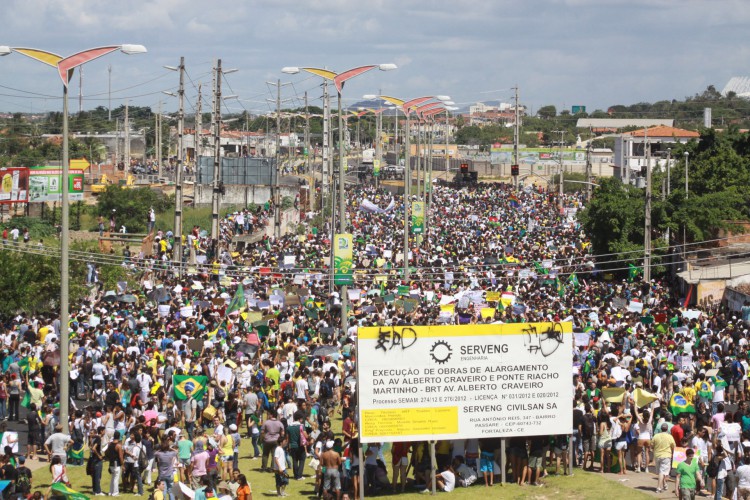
[0,179,749,500]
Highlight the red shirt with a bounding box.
[671,423,684,445]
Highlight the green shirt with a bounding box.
[178,439,193,460]
[677,459,700,489]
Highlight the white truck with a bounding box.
[361,148,375,164]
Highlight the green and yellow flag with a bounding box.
[173,375,208,401]
[334,234,353,285]
[51,483,90,500]
[227,284,246,315]
[669,392,695,416]
[411,201,425,234]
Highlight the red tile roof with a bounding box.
[626,125,699,138]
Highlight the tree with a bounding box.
[537,105,557,119]
[0,250,87,318]
[96,186,172,233]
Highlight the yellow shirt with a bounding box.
[220,434,234,457]
[651,432,676,459]
[683,386,697,405]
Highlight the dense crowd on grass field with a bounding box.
[2,181,750,500]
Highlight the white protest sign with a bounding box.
[217,365,234,386]
[179,305,194,318]
[574,332,590,347]
[358,322,573,443]
[89,315,101,328]
[283,255,296,267]
[682,309,702,320]
[383,249,393,259]
[158,305,171,318]
[348,288,362,302]
[628,300,644,313]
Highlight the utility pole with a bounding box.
[304,91,310,178]
[155,102,161,176]
[415,117,421,199]
[322,82,330,213]
[513,85,519,187]
[157,103,163,176]
[375,94,382,190]
[173,56,185,273]
[124,101,130,169]
[196,83,202,168]
[643,128,651,282]
[586,127,593,202]
[115,118,120,164]
[404,109,412,281]
[78,66,83,114]
[552,130,564,211]
[275,79,281,238]
[211,59,222,243]
[266,79,292,238]
[108,65,112,121]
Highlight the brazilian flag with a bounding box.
[697,380,713,400]
[669,393,695,416]
[711,375,728,390]
[68,441,85,462]
[173,375,208,401]
[51,483,89,500]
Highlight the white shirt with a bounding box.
[295,378,309,400]
[737,464,750,489]
[440,470,456,492]
[274,445,286,471]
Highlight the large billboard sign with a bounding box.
[29,167,85,202]
[357,322,573,443]
[0,167,30,204]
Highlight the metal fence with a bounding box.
[196,156,277,186]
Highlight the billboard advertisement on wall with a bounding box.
[28,167,85,202]
[0,167,30,204]
[490,147,586,166]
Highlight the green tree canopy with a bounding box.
[96,186,172,233]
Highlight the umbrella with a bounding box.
[117,294,137,303]
[311,345,338,358]
[101,291,117,302]
[236,342,259,357]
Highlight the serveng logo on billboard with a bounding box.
[429,340,452,364]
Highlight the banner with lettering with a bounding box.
[357,322,573,443]
[412,201,425,234]
[334,233,353,285]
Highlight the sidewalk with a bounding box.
[601,469,710,498]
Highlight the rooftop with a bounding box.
[625,125,700,139]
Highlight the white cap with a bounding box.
[229,424,237,432]
[326,440,334,449]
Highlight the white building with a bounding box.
[614,125,700,180]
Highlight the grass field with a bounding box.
[29,436,653,500]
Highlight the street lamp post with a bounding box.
[0,43,147,433]
[684,151,689,259]
[379,95,451,282]
[282,64,397,333]
[163,57,185,273]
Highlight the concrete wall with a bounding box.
[193,184,299,207]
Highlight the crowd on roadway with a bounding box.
[2,180,750,500]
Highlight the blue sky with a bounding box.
[0,0,748,117]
